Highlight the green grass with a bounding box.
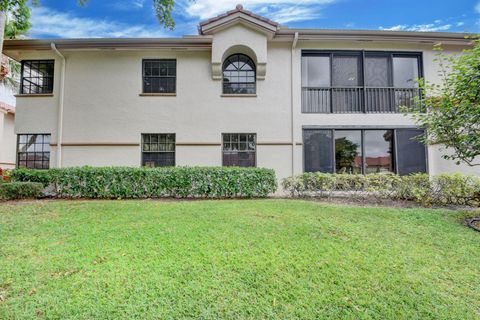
[0,200,479,319]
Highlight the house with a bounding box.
[0,101,15,169]
[2,5,479,181]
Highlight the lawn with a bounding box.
[0,200,479,319]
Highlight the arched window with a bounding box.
[222,54,256,94]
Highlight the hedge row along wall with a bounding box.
[11,167,278,199]
[283,173,480,206]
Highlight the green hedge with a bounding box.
[11,166,277,199]
[0,182,44,200]
[282,172,480,206]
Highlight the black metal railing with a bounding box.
[302,87,421,113]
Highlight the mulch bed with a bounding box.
[467,218,480,232]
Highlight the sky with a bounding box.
[22,0,480,39]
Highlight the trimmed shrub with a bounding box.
[282,172,480,206]
[11,166,277,199]
[0,182,44,200]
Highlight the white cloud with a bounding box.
[180,0,337,24]
[113,0,146,11]
[379,22,452,32]
[29,7,167,38]
[475,1,480,14]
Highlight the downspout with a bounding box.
[51,43,65,168]
[290,32,299,176]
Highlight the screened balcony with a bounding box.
[301,51,423,113]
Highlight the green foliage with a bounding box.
[406,39,480,166]
[11,166,278,199]
[1,200,479,318]
[80,0,177,30]
[282,172,480,206]
[3,0,31,39]
[0,181,43,200]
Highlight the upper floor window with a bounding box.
[222,54,256,94]
[301,51,422,113]
[17,134,51,169]
[142,59,176,94]
[20,60,54,94]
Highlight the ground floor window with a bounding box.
[17,134,51,169]
[303,128,426,175]
[222,133,256,167]
[141,134,175,167]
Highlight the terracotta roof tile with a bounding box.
[0,102,15,114]
[198,4,280,31]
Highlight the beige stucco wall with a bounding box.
[0,111,16,169]
[13,24,479,181]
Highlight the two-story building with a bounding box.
[3,5,479,181]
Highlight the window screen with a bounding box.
[393,56,420,88]
[142,59,176,93]
[17,134,51,169]
[395,129,427,175]
[141,134,175,167]
[301,56,330,87]
[20,60,54,94]
[304,129,334,173]
[222,133,256,167]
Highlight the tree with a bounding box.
[407,39,480,167]
[81,0,176,30]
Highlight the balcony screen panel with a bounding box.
[332,55,362,87]
[393,57,419,88]
[395,129,427,175]
[334,130,362,174]
[365,56,390,87]
[301,56,330,87]
[364,130,394,173]
[304,130,334,173]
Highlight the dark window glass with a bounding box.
[141,134,175,167]
[142,59,176,93]
[222,133,256,167]
[396,129,427,175]
[17,134,50,169]
[304,130,334,173]
[335,130,362,174]
[20,60,54,94]
[364,130,394,173]
[222,54,256,94]
[332,55,362,87]
[365,55,390,87]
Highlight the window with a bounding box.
[20,60,54,94]
[222,54,256,94]
[395,129,427,175]
[364,130,394,173]
[303,128,426,175]
[304,130,333,173]
[141,134,175,167]
[301,51,422,113]
[142,59,176,93]
[222,133,256,167]
[335,130,362,174]
[17,134,51,169]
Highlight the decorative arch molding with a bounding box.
[210,25,268,81]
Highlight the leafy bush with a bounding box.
[282,172,480,206]
[0,182,44,200]
[11,166,277,199]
